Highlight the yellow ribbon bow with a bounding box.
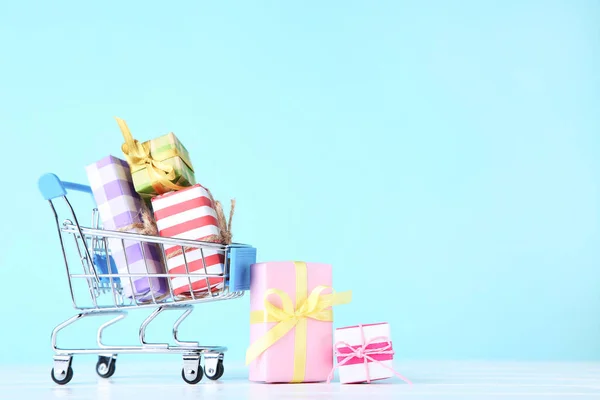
[246,261,352,383]
[115,117,188,194]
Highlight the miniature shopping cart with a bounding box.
[38,173,257,385]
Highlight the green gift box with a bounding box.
[116,117,196,199]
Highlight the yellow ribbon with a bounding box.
[115,117,188,194]
[246,261,352,382]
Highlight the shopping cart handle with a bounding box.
[38,173,93,200]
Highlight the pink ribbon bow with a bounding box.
[327,324,412,384]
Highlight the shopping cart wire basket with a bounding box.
[38,173,257,385]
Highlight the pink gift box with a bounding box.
[248,261,345,383]
[332,323,410,384]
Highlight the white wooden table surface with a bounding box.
[1,360,599,399]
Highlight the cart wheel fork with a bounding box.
[96,354,118,378]
[182,354,203,384]
[204,353,224,380]
[51,355,73,385]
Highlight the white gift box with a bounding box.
[333,323,395,384]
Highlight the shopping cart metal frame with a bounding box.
[38,173,256,385]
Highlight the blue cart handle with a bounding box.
[38,173,93,200]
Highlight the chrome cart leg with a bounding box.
[51,355,73,385]
[139,307,169,348]
[52,313,88,352]
[50,312,88,385]
[203,352,225,381]
[97,312,127,348]
[96,354,118,379]
[181,354,203,385]
[172,305,199,347]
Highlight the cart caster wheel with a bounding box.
[204,361,224,381]
[51,367,73,385]
[96,356,116,379]
[181,366,203,384]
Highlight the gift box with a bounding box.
[330,323,411,384]
[85,155,168,301]
[115,117,195,199]
[151,184,225,297]
[246,261,352,383]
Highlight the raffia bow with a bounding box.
[214,198,235,245]
[116,203,158,236]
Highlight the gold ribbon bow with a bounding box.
[115,117,188,194]
[246,261,351,382]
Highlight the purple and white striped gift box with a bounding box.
[85,155,167,301]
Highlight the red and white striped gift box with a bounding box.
[151,184,225,297]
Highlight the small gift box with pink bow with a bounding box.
[328,322,412,384]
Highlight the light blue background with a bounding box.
[1,0,599,366]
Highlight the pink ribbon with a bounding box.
[327,324,413,384]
